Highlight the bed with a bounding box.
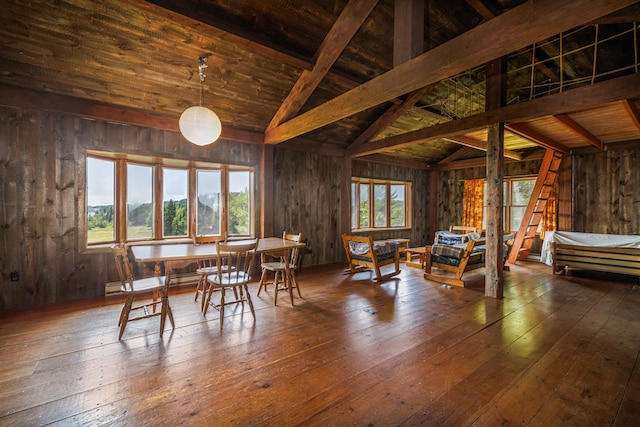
[542,231,640,276]
[342,234,401,280]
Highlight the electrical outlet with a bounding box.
[10,271,19,281]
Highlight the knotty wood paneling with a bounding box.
[272,149,343,268]
[573,146,640,234]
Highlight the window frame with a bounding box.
[85,151,254,247]
[482,177,536,233]
[351,177,411,231]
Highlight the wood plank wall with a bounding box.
[573,146,640,234]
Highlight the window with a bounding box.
[163,168,188,238]
[196,170,221,237]
[482,178,536,232]
[87,157,115,244]
[351,178,410,230]
[127,163,153,240]
[86,152,254,246]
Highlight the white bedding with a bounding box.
[540,231,640,265]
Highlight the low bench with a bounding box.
[551,242,640,277]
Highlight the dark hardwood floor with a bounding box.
[1,260,639,426]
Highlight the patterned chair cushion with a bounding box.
[434,231,482,245]
[349,240,399,262]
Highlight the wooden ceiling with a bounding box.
[1,0,640,168]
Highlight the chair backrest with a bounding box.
[449,225,479,234]
[194,233,228,268]
[213,239,258,285]
[112,243,135,292]
[282,231,303,267]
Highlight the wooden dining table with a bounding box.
[130,237,305,284]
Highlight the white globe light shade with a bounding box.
[179,106,222,146]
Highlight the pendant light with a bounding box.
[179,57,222,146]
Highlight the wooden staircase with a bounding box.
[507,149,563,264]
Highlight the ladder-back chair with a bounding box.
[111,243,175,339]
[204,239,259,328]
[258,231,303,305]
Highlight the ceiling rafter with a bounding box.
[443,135,523,160]
[464,0,498,21]
[621,99,640,132]
[552,114,603,150]
[505,123,570,153]
[266,0,379,131]
[438,146,478,164]
[264,0,636,145]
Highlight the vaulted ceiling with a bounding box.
[1,0,640,169]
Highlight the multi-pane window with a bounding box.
[482,178,536,232]
[351,178,410,230]
[86,152,253,245]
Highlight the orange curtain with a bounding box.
[540,183,558,240]
[462,179,484,232]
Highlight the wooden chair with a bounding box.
[193,233,230,312]
[423,239,485,287]
[449,225,480,234]
[257,231,303,305]
[111,243,175,339]
[204,239,259,328]
[342,234,401,280]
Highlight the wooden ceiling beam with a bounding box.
[621,99,640,132]
[267,0,379,130]
[552,113,603,150]
[0,83,264,145]
[264,0,636,144]
[354,154,432,170]
[347,72,640,157]
[443,135,523,160]
[349,86,434,150]
[432,148,546,171]
[505,123,570,153]
[438,146,477,164]
[465,0,498,21]
[394,0,424,66]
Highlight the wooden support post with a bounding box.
[486,123,504,299]
[340,156,352,240]
[260,144,274,238]
[485,56,507,299]
[394,0,424,67]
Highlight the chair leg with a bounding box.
[245,284,256,320]
[258,268,268,295]
[286,271,295,306]
[219,287,226,329]
[118,295,134,340]
[292,271,302,298]
[203,283,215,316]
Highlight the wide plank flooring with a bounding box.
[1,261,640,426]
